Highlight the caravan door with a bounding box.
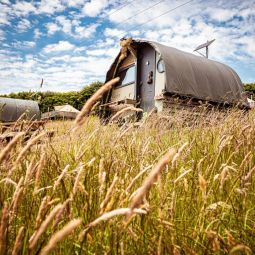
[137,44,156,112]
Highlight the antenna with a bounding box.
[194,39,215,58]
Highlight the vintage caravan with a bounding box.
[101,38,247,115]
[0,97,40,123]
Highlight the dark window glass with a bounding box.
[117,65,135,87]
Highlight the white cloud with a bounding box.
[74,24,98,39]
[104,28,124,38]
[34,28,43,39]
[208,8,236,22]
[43,41,75,53]
[62,0,84,8]
[17,19,31,32]
[0,3,11,25]
[82,0,108,17]
[37,0,65,15]
[0,30,5,40]
[0,0,255,94]
[13,1,36,16]
[13,41,36,48]
[46,22,60,35]
[56,16,72,34]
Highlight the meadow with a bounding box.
[0,108,255,255]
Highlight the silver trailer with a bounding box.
[0,97,40,123]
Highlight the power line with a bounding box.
[118,0,194,38]
[107,0,137,17]
[116,0,166,27]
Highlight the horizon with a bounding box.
[0,0,254,94]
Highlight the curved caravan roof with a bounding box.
[0,97,40,122]
[106,39,244,104]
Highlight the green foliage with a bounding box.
[1,81,103,113]
[244,83,255,96]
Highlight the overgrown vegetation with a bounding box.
[2,83,254,114]
[0,109,255,254]
[244,83,255,97]
[0,81,102,113]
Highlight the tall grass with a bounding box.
[0,109,255,254]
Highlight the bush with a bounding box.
[0,81,103,113]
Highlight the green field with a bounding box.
[0,110,255,254]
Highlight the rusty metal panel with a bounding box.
[0,97,40,122]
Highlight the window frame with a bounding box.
[157,59,165,73]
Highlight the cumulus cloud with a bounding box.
[56,16,72,34]
[46,22,61,35]
[34,28,43,39]
[0,3,11,25]
[0,0,254,94]
[36,0,65,15]
[13,1,36,16]
[74,24,98,39]
[43,41,75,53]
[17,19,31,32]
[13,41,36,48]
[82,0,109,17]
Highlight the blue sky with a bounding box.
[0,0,254,94]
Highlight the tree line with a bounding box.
[1,82,254,113]
[244,83,255,97]
[1,81,102,113]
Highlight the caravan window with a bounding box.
[117,65,135,87]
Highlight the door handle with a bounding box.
[147,71,153,84]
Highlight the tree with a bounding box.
[244,83,255,96]
[0,81,103,113]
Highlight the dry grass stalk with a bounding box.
[242,166,255,183]
[171,142,188,167]
[40,219,82,255]
[12,132,47,170]
[34,152,46,194]
[0,203,9,255]
[0,132,24,164]
[225,230,237,247]
[229,244,252,254]
[53,199,71,230]
[24,157,37,185]
[207,230,220,252]
[100,175,118,213]
[0,177,17,187]
[10,177,24,219]
[239,151,252,171]
[53,165,70,192]
[29,203,63,250]
[12,226,25,255]
[198,174,207,201]
[74,77,120,127]
[81,208,146,236]
[174,169,192,184]
[71,163,84,199]
[11,187,24,220]
[129,148,177,211]
[35,196,50,229]
[98,158,106,197]
[110,106,143,123]
[125,165,153,193]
